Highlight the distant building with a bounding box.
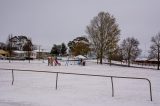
[134,57,160,65]
[12,49,49,60]
[33,49,50,59]
[13,50,37,59]
[10,36,29,50]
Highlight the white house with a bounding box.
[13,50,37,59]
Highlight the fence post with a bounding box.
[0,68,153,101]
[111,77,114,97]
[147,79,153,101]
[11,69,14,85]
[55,73,59,90]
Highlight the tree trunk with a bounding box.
[128,60,130,67]
[128,51,130,67]
[158,46,159,70]
[109,52,112,66]
[109,59,112,66]
[9,35,12,63]
[28,51,31,63]
[99,47,103,64]
[9,53,11,63]
[127,56,130,67]
[100,56,103,64]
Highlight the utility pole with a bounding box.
[9,34,13,63]
[39,45,41,60]
[158,45,159,70]
[42,49,44,63]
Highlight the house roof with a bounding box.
[0,50,8,55]
[148,58,158,61]
[13,50,26,53]
[75,55,87,59]
[33,50,49,53]
[135,57,148,61]
[13,50,37,53]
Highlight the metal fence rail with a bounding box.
[0,68,153,101]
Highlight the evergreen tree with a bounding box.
[61,43,67,56]
[68,36,90,56]
[51,44,59,56]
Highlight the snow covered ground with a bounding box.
[0,60,160,106]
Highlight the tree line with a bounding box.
[66,11,160,69]
[1,11,160,69]
[0,34,35,63]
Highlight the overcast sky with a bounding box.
[0,0,160,56]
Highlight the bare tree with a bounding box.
[149,32,160,70]
[6,34,13,63]
[23,38,33,63]
[121,37,141,66]
[106,40,119,65]
[86,11,120,64]
[0,42,6,50]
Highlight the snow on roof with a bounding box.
[13,50,37,53]
[135,57,148,61]
[148,58,158,61]
[33,49,49,53]
[75,55,87,59]
[13,50,26,53]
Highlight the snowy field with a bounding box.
[0,60,160,106]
